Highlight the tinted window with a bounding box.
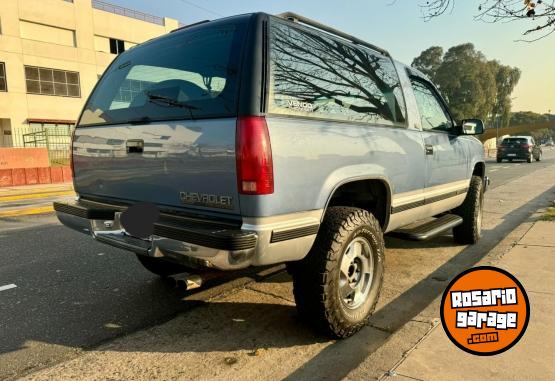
[79,20,246,127]
[269,20,406,125]
[109,38,125,55]
[24,66,81,97]
[502,138,528,144]
[411,79,453,132]
[0,62,6,92]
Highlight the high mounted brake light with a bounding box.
[236,116,274,195]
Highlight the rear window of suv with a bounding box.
[502,138,528,144]
[78,19,247,127]
[268,19,406,126]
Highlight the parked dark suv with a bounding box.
[497,136,542,163]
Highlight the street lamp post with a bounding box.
[495,116,499,148]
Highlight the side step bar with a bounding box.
[391,214,463,241]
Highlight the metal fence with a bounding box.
[91,0,165,26]
[12,125,73,166]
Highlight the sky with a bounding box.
[109,0,555,114]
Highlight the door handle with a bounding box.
[425,144,434,155]
[126,139,144,153]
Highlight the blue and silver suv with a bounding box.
[54,12,488,338]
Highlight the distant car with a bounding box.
[497,136,542,163]
[545,139,554,147]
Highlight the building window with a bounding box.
[25,66,81,97]
[110,38,125,54]
[0,62,6,92]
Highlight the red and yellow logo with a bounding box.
[440,266,530,356]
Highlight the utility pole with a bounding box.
[496,109,502,145]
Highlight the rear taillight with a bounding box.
[521,144,531,149]
[236,116,274,195]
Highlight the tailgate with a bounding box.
[73,119,239,214]
[73,17,249,215]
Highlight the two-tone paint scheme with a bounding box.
[55,13,486,270]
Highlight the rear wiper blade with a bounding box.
[146,92,200,120]
[146,92,200,110]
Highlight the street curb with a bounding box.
[0,205,55,218]
[0,190,74,203]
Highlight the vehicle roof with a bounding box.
[137,13,253,48]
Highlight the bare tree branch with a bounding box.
[419,0,555,41]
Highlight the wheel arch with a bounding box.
[323,177,392,231]
[472,161,486,178]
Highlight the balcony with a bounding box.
[91,0,165,26]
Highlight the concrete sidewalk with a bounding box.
[0,182,73,197]
[0,183,74,217]
[381,220,555,381]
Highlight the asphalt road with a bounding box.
[485,147,555,188]
[1,148,554,380]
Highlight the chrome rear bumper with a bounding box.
[54,201,321,270]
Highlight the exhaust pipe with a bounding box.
[169,272,203,290]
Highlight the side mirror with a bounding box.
[460,119,484,135]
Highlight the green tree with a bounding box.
[434,43,496,121]
[412,43,520,124]
[510,111,548,125]
[530,128,551,141]
[411,46,443,79]
[509,112,554,141]
[488,61,521,128]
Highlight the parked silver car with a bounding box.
[55,12,488,338]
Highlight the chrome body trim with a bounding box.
[56,209,324,270]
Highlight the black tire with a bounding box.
[135,254,193,277]
[536,154,541,162]
[496,158,502,163]
[453,175,484,244]
[527,155,532,163]
[289,207,385,338]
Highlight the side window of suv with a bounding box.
[269,20,407,126]
[410,78,453,132]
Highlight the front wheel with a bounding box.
[453,176,484,244]
[289,207,385,338]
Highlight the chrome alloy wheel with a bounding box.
[339,237,374,309]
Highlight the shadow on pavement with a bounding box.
[1,184,553,380]
[284,184,555,380]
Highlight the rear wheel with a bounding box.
[289,207,385,338]
[453,175,484,244]
[536,153,542,162]
[527,156,532,163]
[135,254,193,277]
